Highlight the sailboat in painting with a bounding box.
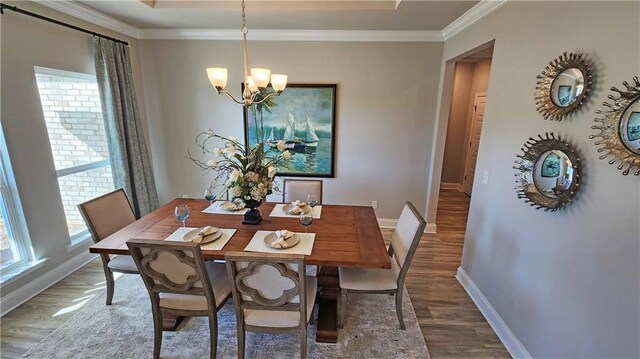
[268,111,319,151]
[303,113,319,148]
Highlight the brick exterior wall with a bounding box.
[35,73,114,236]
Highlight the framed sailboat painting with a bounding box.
[243,84,337,177]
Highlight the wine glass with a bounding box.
[307,194,318,208]
[175,204,190,230]
[204,187,216,206]
[299,211,313,234]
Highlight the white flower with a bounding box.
[228,136,238,144]
[206,160,218,168]
[276,140,286,151]
[213,147,223,156]
[268,166,276,178]
[229,185,242,198]
[229,169,243,182]
[283,150,292,161]
[246,171,259,182]
[224,145,236,157]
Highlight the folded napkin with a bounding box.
[221,200,245,211]
[189,226,218,244]
[287,200,309,215]
[271,229,295,248]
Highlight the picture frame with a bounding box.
[243,84,337,177]
[557,85,572,106]
[541,152,561,177]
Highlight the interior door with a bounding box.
[463,94,487,195]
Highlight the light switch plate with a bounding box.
[482,171,490,185]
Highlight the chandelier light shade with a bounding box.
[206,0,287,107]
[206,68,228,91]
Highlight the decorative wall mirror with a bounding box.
[514,133,581,211]
[590,76,640,176]
[535,52,593,121]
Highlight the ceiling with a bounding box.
[75,0,479,31]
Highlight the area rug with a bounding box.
[21,275,429,358]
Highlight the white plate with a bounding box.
[263,232,300,249]
[282,203,309,215]
[183,228,222,244]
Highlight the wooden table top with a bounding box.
[89,199,391,269]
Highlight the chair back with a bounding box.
[283,179,323,204]
[78,188,136,243]
[225,252,307,324]
[389,202,426,283]
[127,239,216,309]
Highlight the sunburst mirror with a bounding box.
[535,52,593,121]
[514,133,581,211]
[590,76,640,176]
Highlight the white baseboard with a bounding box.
[378,218,437,234]
[456,267,532,359]
[0,251,98,316]
[440,182,464,192]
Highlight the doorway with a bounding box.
[440,47,493,197]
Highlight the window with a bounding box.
[0,156,23,268]
[34,67,115,245]
[0,125,37,278]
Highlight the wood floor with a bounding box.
[0,189,510,358]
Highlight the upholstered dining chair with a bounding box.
[225,252,317,359]
[78,188,138,305]
[338,201,426,330]
[127,239,231,359]
[283,179,323,204]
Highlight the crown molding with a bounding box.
[442,0,509,40]
[138,29,444,42]
[32,0,509,43]
[35,0,141,39]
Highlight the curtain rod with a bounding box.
[0,3,129,46]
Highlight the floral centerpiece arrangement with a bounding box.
[188,130,291,224]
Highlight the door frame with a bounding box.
[424,40,495,227]
[462,92,487,195]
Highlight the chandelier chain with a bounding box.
[241,0,248,34]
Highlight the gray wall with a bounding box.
[138,40,444,219]
[0,1,146,297]
[437,1,640,357]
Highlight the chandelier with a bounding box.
[206,0,287,107]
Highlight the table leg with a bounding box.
[162,313,187,331]
[316,266,339,343]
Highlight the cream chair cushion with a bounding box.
[80,190,136,242]
[284,180,322,204]
[159,261,230,310]
[338,258,401,291]
[390,204,422,267]
[243,277,317,328]
[107,255,138,272]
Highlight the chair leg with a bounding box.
[105,269,115,305]
[300,324,308,359]
[152,309,163,359]
[208,313,218,359]
[395,290,405,330]
[237,324,245,359]
[339,289,347,329]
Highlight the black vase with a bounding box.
[242,199,263,225]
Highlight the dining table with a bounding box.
[89,198,391,343]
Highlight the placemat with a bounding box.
[244,230,316,255]
[269,204,322,219]
[202,201,248,215]
[165,227,237,251]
